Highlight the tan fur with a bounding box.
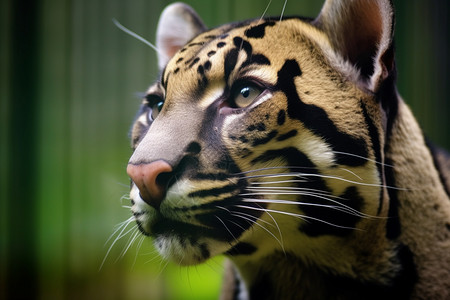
[386,99,450,298]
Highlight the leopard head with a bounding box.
[127,0,397,276]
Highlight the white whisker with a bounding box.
[117,228,141,262]
[215,214,239,242]
[333,151,394,168]
[241,197,375,219]
[238,169,406,190]
[231,210,286,253]
[261,207,284,250]
[259,0,273,23]
[339,168,363,181]
[280,0,288,21]
[112,18,167,60]
[235,205,363,231]
[131,235,146,269]
[100,216,136,270]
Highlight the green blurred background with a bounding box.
[1,0,448,299]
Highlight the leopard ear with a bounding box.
[156,2,207,70]
[314,0,395,91]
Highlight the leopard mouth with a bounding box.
[134,211,236,265]
[135,212,213,239]
[132,197,266,264]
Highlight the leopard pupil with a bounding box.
[157,101,164,111]
[241,87,250,98]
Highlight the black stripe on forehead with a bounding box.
[224,36,271,83]
[244,21,276,38]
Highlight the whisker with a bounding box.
[242,189,344,202]
[259,206,284,248]
[250,179,308,185]
[258,0,273,24]
[131,235,146,269]
[231,210,286,253]
[232,210,276,229]
[237,170,406,190]
[245,185,339,197]
[215,214,239,243]
[235,166,315,175]
[333,151,394,168]
[279,0,288,22]
[100,216,136,270]
[112,18,167,60]
[338,168,363,181]
[235,205,363,231]
[104,216,135,247]
[117,228,141,262]
[143,248,165,265]
[241,197,374,219]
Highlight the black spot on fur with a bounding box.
[204,61,211,71]
[239,136,249,143]
[241,54,271,69]
[226,242,257,256]
[224,48,239,82]
[185,142,201,154]
[277,110,286,125]
[217,42,226,48]
[197,65,204,75]
[176,57,183,64]
[197,65,208,86]
[247,123,266,132]
[207,50,216,57]
[244,21,276,38]
[200,243,210,260]
[252,130,278,146]
[187,42,204,47]
[233,37,252,57]
[188,57,200,68]
[277,129,297,141]
[174,67,180,74]
[276,60,368,166]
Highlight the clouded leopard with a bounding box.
[126,0,450,299]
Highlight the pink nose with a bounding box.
[127,160,173,209]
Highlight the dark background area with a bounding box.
[1,0,448,299]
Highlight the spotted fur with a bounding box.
[126,1,450,299]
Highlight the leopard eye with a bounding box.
[150,101,164,120]
[230,84,263,109]
[145,94,164,121]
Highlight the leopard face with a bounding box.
[127,11,386,268]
